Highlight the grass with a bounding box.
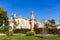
[0,35,60,40]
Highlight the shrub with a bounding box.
[26,31,35,36]
[0,26,9,33]
[5,31,13,36]
[13,29,30,33]
[57,29,60,34]
[36,28,42,34]
[48,28,57,34]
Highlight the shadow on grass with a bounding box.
[35,36,45,38]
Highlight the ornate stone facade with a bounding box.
[9,11,44,31]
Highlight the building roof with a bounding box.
[14,16,29,20]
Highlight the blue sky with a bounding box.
[0,0,60,24]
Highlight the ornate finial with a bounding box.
[13,14,16,17]
[31,11,34,20]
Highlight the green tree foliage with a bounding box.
[0,8,9,26]
[48,19,55,24]
[44,19,56,34]
[44,19,56,28]
[0,26,9,33]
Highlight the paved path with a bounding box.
[0,33,59,36]
[0,33,6,36]
[35,34,59,36]
[0,33,25,36]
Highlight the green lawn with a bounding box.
[0,35,60,40]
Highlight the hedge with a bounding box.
[13,29,30,34]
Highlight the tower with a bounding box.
[30,11,35,31]
[31,11,35,20]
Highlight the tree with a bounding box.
[44,19,56,34]
[12,15,17,29]
[48,19,55,24]
[0,8,9,26]
[44,19,56,28]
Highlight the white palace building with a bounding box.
[9,11,44,32]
